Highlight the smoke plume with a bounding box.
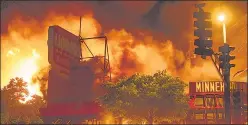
[1,1,247,95]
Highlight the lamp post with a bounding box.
[218,13,236,124]
[218,13,226,44]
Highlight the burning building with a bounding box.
[1,1,247,124]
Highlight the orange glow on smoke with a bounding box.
[1,14,101,101]
[1,7,246,102]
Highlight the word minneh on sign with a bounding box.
[196,82,224,93]
[189,81,240,94]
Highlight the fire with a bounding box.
[6,48,42,103]
[7,50,15,56]
[6,48,20,57]
[102,113,114,124]
[14,50,40,83]
[1,3,246,104]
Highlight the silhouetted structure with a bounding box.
[40,25,110,124]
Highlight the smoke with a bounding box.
[142,1,166,29]
[1,1,247,94]
[118,48,145,77]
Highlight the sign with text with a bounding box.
[189,81,246,94]
[48,25,81,75]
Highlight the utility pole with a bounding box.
[219,43,235,124]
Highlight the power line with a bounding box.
[233,68,248,79]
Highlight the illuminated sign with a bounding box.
[196,81,224,93]
[189,81,246,94]
[48,25,81,75]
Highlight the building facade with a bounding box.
[186,81,247,124]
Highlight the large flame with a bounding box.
[5,48,42,103]
[1,1,246,102]
[1,15,102,102]
[13,49,40,83]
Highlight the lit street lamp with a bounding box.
[218,14,225,22]
[218,13,227,44]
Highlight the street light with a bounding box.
[218,13,227,44]
[218,14,225,22]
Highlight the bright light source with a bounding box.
[218,14,225,22]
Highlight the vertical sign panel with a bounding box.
[48,25,81,76]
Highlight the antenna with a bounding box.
[79,16,82,59]
[79,16,82,38]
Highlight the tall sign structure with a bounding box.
[42,18,111,123]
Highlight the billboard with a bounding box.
[189,81,246,94]
[48,25,81,75]
[187,81,247,124]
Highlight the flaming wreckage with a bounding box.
[40,18,111,124]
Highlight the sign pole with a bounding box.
[223,64,231,124]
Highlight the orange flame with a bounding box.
[1,7,246,101]
[5,49,43,103]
